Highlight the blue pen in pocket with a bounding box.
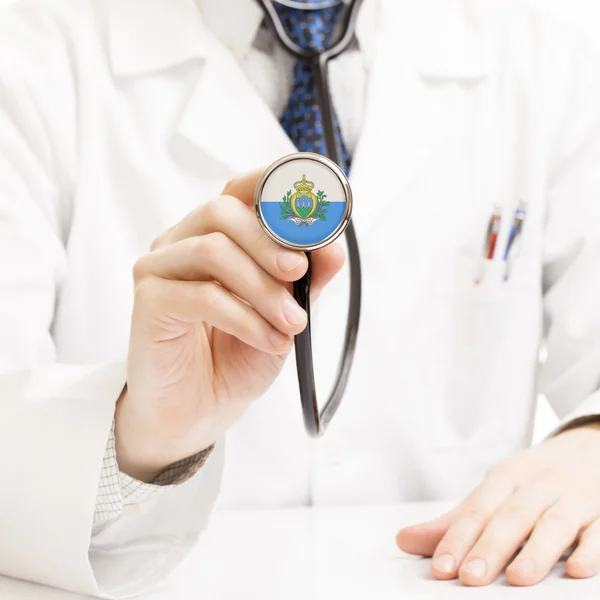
[503,201,527,282]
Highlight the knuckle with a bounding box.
[186,236,206,259]
[203,195,237,226]
[494,503,525,524]
[198,280,222,308]
[200,197,225,227]
[221,176,241,197]
[204,231,230,255]
[538,510,578,534]
[538,511,564,527]
[188,231,230,260]
[133,276,162,308]
[221,177,237,193]
[132,255,152,282]
[150,225,174,251]
[460,508,489,529]
[149,235,163,252]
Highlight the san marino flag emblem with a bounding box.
[255,154,352,251]
[280,174,329,227]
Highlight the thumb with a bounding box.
[396,509,457,557]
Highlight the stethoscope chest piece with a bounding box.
[255,152,352,252]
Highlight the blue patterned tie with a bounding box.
[274,0,352,174]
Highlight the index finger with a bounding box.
[152,167,344,293]
[220,168,267,207]
[151,168,267,251]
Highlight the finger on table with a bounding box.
[566,518,600,579]
[396,508,459,558]
[506,499,589,586]
[428,474,515,580]
[457,481,558,586]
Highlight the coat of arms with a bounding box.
[279,174,330,227]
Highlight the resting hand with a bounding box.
[116,169,344,481]
[396,424,600,586]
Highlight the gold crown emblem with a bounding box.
[293,174,315,195]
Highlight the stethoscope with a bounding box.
[254,0,363,437]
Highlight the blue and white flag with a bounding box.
[257,156,350,249]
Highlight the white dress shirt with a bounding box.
[197,0,375,154]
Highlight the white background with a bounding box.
[1,0,599,438]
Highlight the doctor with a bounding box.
[2,0,600,596]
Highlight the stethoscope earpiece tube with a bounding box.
[255,0,363,437]
[292,254,321,436]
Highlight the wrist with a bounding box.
[115,387,215,482]
[114,387,162,482]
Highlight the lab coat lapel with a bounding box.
[108,0,295,175]
[108,0,208,76]
[175,46,296,174]
[350,0,497,236]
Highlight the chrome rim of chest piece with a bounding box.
[255,152,353,252]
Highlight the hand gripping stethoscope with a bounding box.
[254,0,364,437]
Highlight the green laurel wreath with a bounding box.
[280,190,330,222]
[279,190,295,220]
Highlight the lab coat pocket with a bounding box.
[423,252,542,451]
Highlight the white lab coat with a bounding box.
[1,0,600,596]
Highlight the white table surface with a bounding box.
[1,502,599,599]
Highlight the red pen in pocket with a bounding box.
[475,205,502,285]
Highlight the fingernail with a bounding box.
[282,298,306,325]
[277,251,303,272]
[462,558,488,579]
[268,329,291,351]
[433,554,456,574]
[510,557,536,577]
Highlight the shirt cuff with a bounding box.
[545,389,600,439]
[94,421,214,524]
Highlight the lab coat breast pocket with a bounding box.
[423,253,543,451]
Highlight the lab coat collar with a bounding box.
[108,0,208,77]
[108,0,376,77]
[196,0,374,65]
[195,0,264,63]
[108,0,496,80]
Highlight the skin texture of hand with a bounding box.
[396,422,600,586]
[115,169,344,481]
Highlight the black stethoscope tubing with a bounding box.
[257,0,364,437]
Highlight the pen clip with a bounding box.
[503,200,527,281]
